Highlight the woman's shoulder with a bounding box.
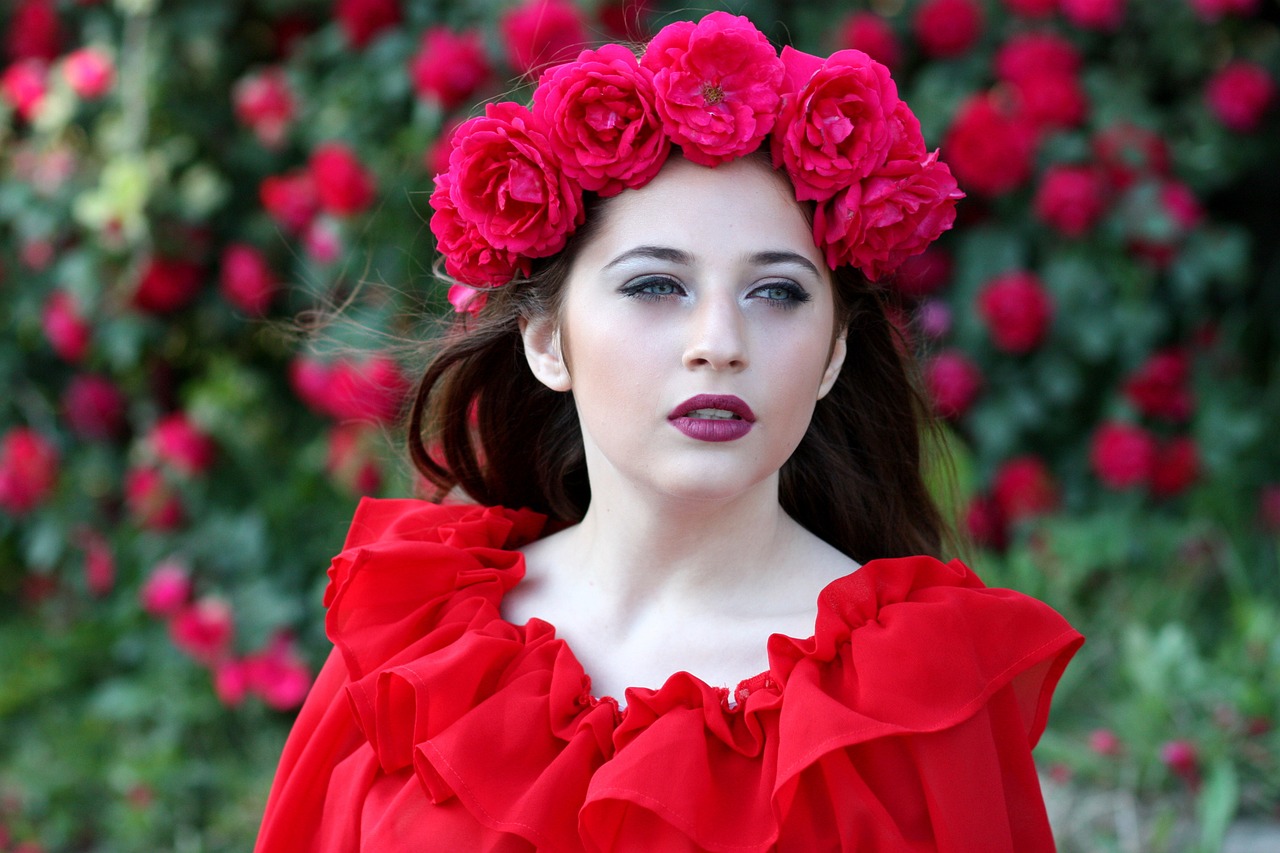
[323,497,547,681]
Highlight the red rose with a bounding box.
[309,142,376,216]
[992,455,1060,522]
[1205,61,1275,132]
[1150,436,1200,498]
[815,149,963,280]
[1089,421,1157,489]
[943,92,1038,196]
[1124,348,1193,421]
[838,12,902,70]
[772,46,902,201]
[913,0,984,59]
[409,27,490,110]
[139,559,192,617]
[232,68,295,149]
[924,349,983,419]
[260,169,319,233]
[41,291,90,362]
[891,246,953,299]
[1093,123,1170,190]
[1001,0,1058,17]
[1011,72,1089,131]
[640,11,784,167]
[429,172,523,287]
[243,633,313,710]
[326,422,382,494]
[124,466,184,531]
[532,43,669,197]
[62,374,126,441]
[1,59,48,121]
[0,427,59,514]
[1034,164,1109,237]
[60,47,114,99]
[5,0,61,62]
[1061,0,1126,30]
[334,0,400,49]
[169,596,234,665]
[965,494,1008,552]
[500,0,587,77]
[976,271,1053,353]
[133,257,203,314]
[219,243,277,316]
[995,32,1081,82]
[447,101,584,258]
[148,413,216,477]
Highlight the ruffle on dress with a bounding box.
[255,498,1083,853]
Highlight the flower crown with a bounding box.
[429,11,964,313]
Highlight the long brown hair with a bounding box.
[408,172,952,563]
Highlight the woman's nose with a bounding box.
[682,293,748,371]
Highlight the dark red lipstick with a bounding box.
[667,394,756,442]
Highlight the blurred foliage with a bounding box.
[0,0,1278,850]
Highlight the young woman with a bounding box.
[256,13,1082,852]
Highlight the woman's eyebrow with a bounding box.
[603,245,694,269]
[748,251,821,277]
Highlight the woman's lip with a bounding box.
[667,394,756,422]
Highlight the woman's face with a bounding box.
[522,153,847,507]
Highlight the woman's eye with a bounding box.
[621,276,684,300]
[751,281,812,308]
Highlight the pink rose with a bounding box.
[814,148,963,280]
[259,169,319,233]
[943,92,1038,197]
[924,349,983,419]
[0,427,59,514]
[148,413,216,477]
[448,283,489,315]
[244,633,313,710]
[139,559,192,617]
[62,374,126,441]
[1,59,48,122]
[447,101,584,258]
[838,12,901,69]
[232,68,295,148]
[429,172,523,287]
[640,11,783,167]
[61,47,114,99]
[533,44,669,197]
[992,455,1059,522]
[994,32,1081,82]
[219,243,277,316]
[1205,61,1275,132]
[1090,421,1157,489]
[1011,72,1089,131]
[772,46,902,201]
[500,0,588,77]
[1150,436,1200,498]
[6,0,61,62]
[309,142,375,216]
[124,466,184,531]
[334,0,401,49]
[409,27,490,110]
[41,291,90,362]
[133,257,203,314]
[913,0,984,59]
[169,596,234,665]
[1125,348,1193,421]
[977,271,1053,353]
[1034,164,1109,237]
[1061,0,1126,30]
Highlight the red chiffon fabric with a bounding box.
[256,498,1082,852]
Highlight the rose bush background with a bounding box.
[1,0,1277,850]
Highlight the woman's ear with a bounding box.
[817,327,848,400]
[519,314,572,392]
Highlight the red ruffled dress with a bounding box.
[255,498,1082,852]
